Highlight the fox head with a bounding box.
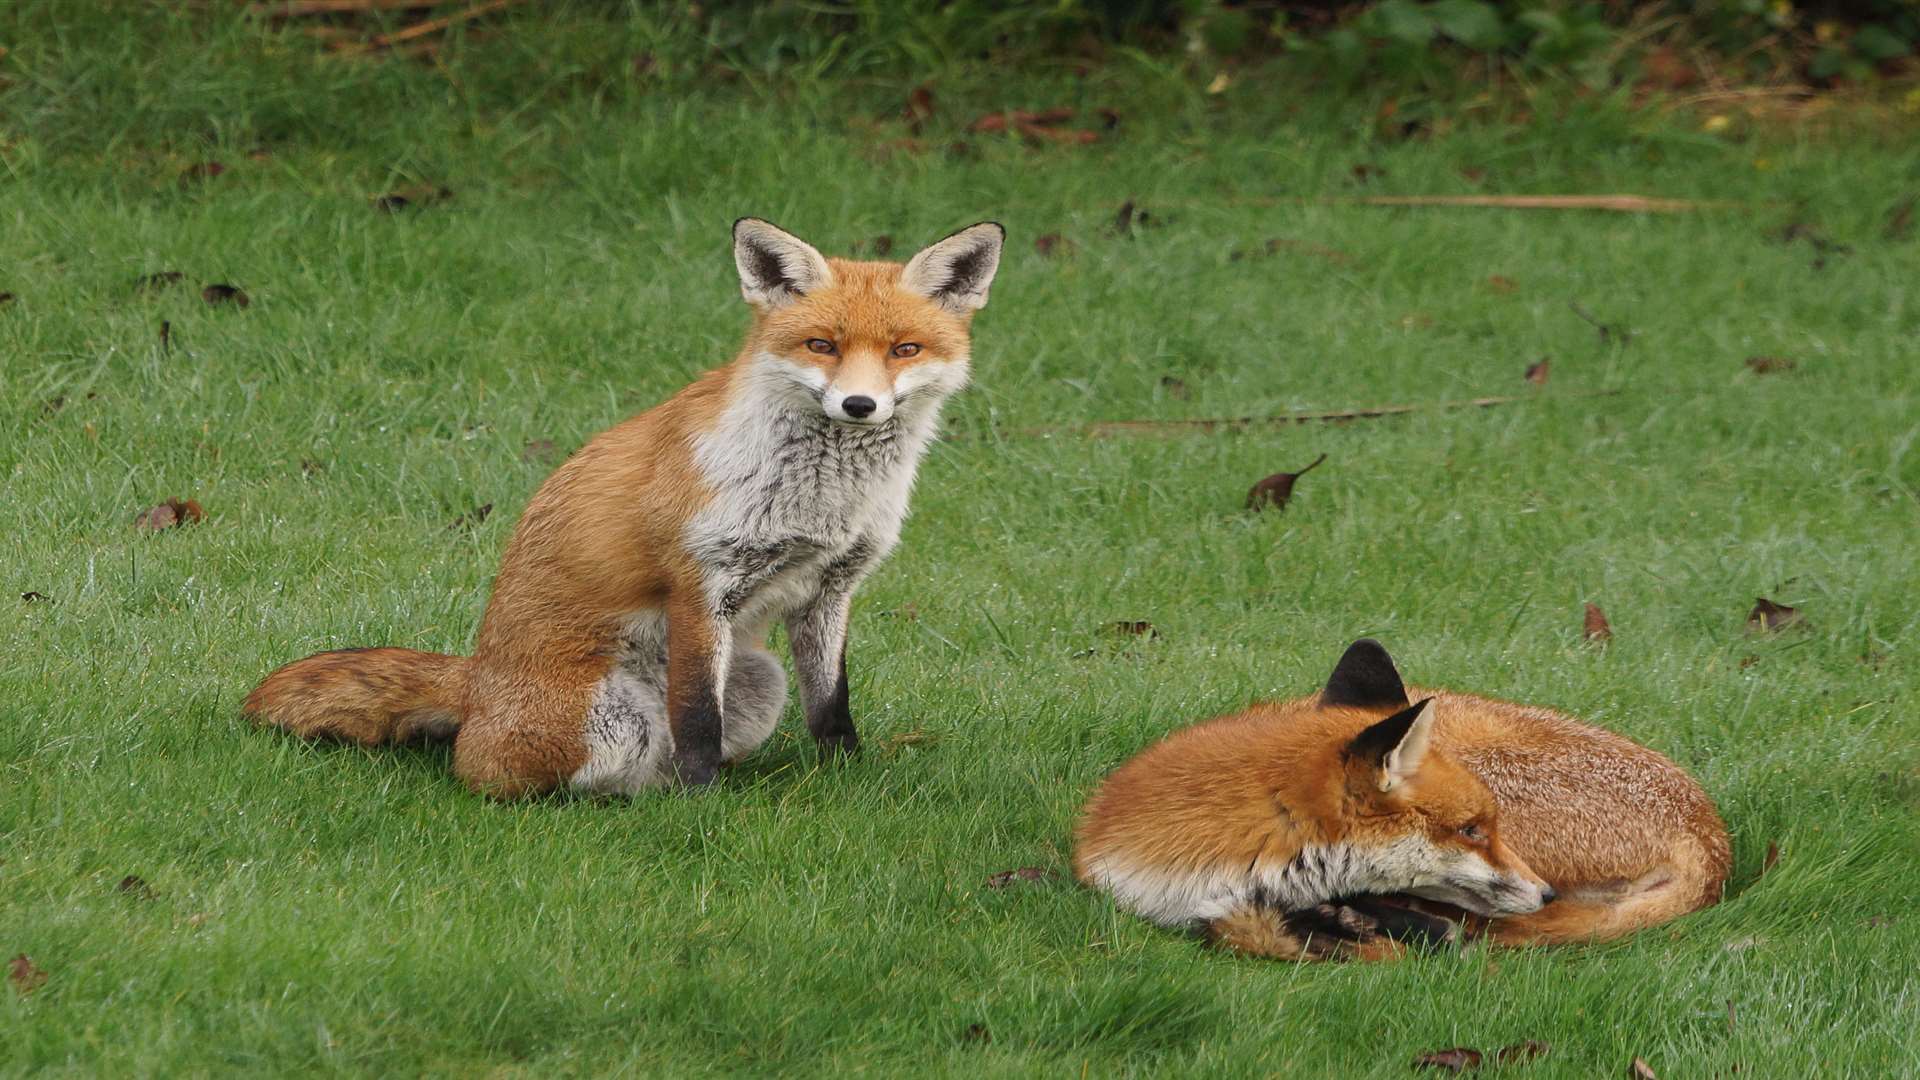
[1320,640,1554,917]
[731,218,1004,427]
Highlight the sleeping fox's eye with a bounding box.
[891,343,921,359]
[804,339,837,356]
[1457,823,1487,844]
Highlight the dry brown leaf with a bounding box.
[1486,274,1518,294]
[903,84,935,133]
[448,503,493,530]
[1762,842,1780,875]
[8,954,46,994]
[135,498,205,532]
[1033,232,1074,258]
[1747,598,1803,633]
[1584,603,1612,643]
[1525,360,1551,385]
[135,271,186,294]
[1745,356,1796,375]
[985,867,1053,888]
[1246,452,1327,512]
[1495,1040,1551,1065]
[1629,1057,1658,1080]
[1413,1047,1482,1072]
[966,107,1074,134]
[202,283,250,308]
[118,874,157,900]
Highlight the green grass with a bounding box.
[4,7,1918,1077]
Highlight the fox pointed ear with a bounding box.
[1322,638,1410,710]
[1347,698,1436,793]
[900,222,1004,313]
[733,218,833,309]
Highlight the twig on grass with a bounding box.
[1012,389,1622,439]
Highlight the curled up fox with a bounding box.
[246,218,1004,797]
[1074,639,1731,959]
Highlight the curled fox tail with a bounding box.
[244,647,468,746]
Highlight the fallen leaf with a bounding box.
[1486,274,1518,294]
[201,283,250,308]
[1761,842,1780,875]
[967,107,1075,134]
[179,161,225,185]
[1744,356,1796,375]
[1747,598,1803,633]
[1107,620,1158,639]
[1494,1041,1550,1065]
[134,271,186,294]
[135,498,204,532]
[21,591,52,603]
[1413,1048,1483,1072]
[117,875,156,900]
[1159,376,1189,400]
[1525,360,1551,385]
[1630,1057,1658,1080]
[963,1022,991,1044]
[1887,196,1915,241]
[985,867,1053,889]
[1583,603,1611,643]
[1205,71,1230,95]
[1033,232,1074,258]
[1246,452,1328,512]
[8,954,46,994]
[448,503,493,530]
[374,185,453,212]
[903,84,935,133]
[521,439,560,464]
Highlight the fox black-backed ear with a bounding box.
[900,222,1004,313]
[1347,698,1436,793]
[1322,638,1410,709]
[733,218,833,309]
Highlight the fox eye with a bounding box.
[1457,823,1487,844]
[804,338,837,356]
[890,342,922,359]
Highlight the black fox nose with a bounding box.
[842,395,877,418]
[1539,885,1558,904]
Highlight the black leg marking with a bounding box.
[806,645,858,757]
[667,665,724,787]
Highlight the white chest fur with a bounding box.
[684,365,945,627]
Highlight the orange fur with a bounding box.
[246,222,999,798]
[1074,656,1729,958]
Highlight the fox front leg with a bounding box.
[666,601,729,786]
[785,541,878,758]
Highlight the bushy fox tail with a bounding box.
[244,648,468,746]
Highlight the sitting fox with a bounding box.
[1073,639,1730,959]
[246,218,1005,798]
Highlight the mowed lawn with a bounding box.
[3,16,1919,1077]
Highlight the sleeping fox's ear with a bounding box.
[733,218,833,309]
[1321,638,1410,709]
[901,222,1004,313]
[1347,698,1436,793]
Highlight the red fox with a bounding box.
[1073,639,1730,960]
[246,218,1004,797]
